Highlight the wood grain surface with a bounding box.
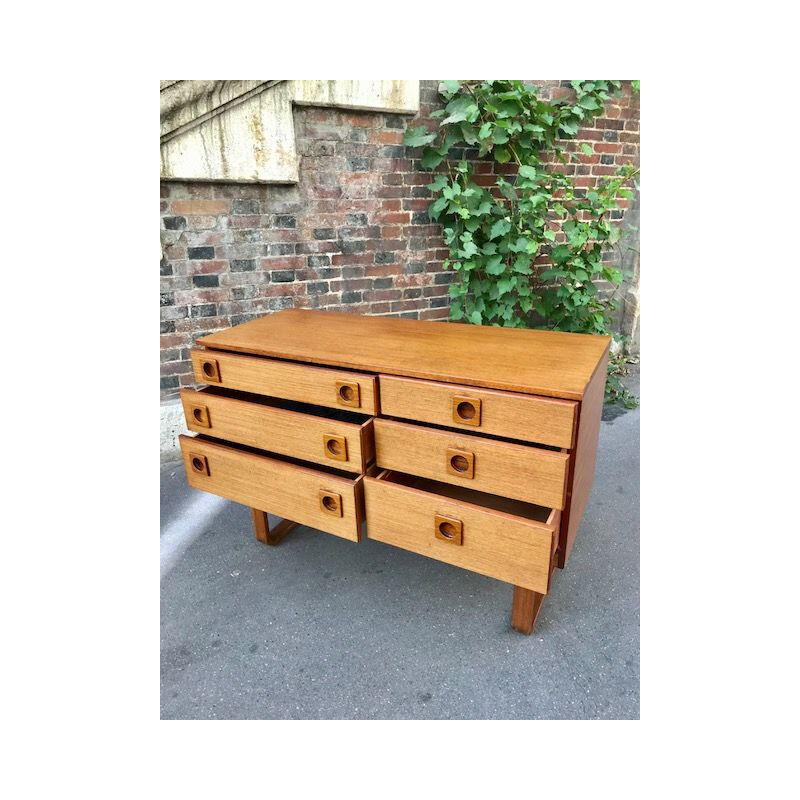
[179,435,363,541]
[180,388,372,473]
[379,374,577,448]
[558,349,609,567]
[373,417,569,509]
[197,309,610,400]
[364,470,557,593]
[190,347,379,414]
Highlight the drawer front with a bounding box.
[364,474,557,593]
[379,375,577,449]
[191,348,378,414]
[179,435,363,541]
[373,418,569,509]
[180,389,374,473]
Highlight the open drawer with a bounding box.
[180,387,374,474]
[364,470,559,593]
[179,435,364,541]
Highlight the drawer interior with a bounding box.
[194,386,371,423]
[375,469,556,525]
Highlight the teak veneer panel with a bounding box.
[379,374,577,449]
[180,388,374,474]
[198,309,610,401]
[373,418,569,510]
[364,471,557,594]
[558,349,609,566]
[179,435,363,542]
[190,347,378,414]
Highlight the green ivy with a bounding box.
[404,80,639,405]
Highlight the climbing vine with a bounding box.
[404,80,639,404]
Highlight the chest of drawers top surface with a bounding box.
[198,309,610,401]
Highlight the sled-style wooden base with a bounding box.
[251,508,299,546]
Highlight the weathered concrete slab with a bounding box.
[160,80,420,184]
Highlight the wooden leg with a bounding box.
[251,508,298,546]
[510,586,545,635]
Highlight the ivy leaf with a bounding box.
[426,175,449,192]
[575,269,589,282]
[579,95,600,110]
[468,310,483,325]
[439,80,461,96]
[491,128,510,145]
[479,122,492,140]
[494,146,511,163]
[442,96,479,125]
[497,276,516,295]
[551,245,571,264]
[489,218,511,240]
[404,127,437,147]
[580,143,593,156]
[543,229,556,241]
[429,196,448,219]
[518,165,537,180]
[485,254,505,275]
[512,256,532,274]
[421,149,445,169]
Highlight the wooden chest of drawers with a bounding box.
[179,309,609,634]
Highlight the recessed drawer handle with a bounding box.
[446,447,475,479]
[336,381,361,408]
[435,514,463,545]
[319,490,343,517]
[189,403,211,428]
[452,395,481,426]
[322,434,348,461]
[189,452,210,476]
[199,358,221,383]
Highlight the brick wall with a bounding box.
[160,80,640,399]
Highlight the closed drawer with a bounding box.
[379,375,577,449]
[373,418,569,509]
[191,348,378,414]
[179,435,364,541]
[364,470,559,593]
[180,388,374,474]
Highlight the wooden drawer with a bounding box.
[191,348,378,414]
[364,470,559,594]
[373,418,569,509]
[179,435,364,541]
[180,388,374,474]
[379,374,577,449]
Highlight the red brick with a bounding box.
[172,199,230,215]
[373,130,405,145]
[595,143,622,154]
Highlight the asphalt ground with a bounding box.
[161,374,639,719]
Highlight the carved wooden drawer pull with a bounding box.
[189,452,210,476]
[189,403,211,428]
[446,447,475,479]
[199,358,221,383]
[319,490,343,517]
[434,514,463,545]
[452,395,481,426]
[322,434,348,462]
[336,380,361,408]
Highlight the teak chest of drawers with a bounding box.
[179,309,609,634]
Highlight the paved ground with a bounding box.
[161,381,639,719]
